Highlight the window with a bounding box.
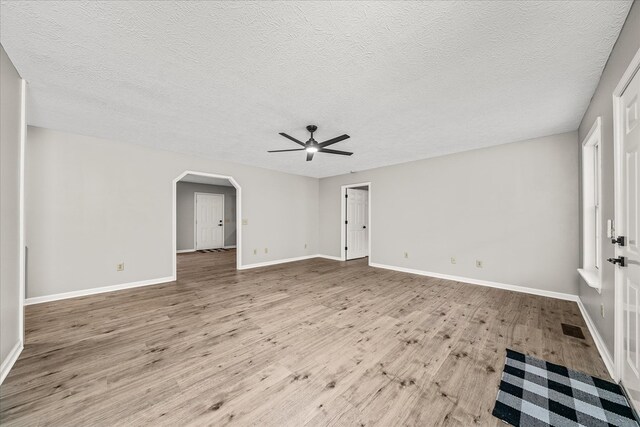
[578,117,602,291]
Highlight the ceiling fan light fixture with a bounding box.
[269,125,352,161]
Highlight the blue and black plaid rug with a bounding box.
[493,349,638,426]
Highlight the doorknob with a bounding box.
[607,256,626,267]
[363,225,366,229]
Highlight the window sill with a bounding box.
[578,268,601,293]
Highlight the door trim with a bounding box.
[613,47,640,383]
[340,182,371,262]
[194,192,224,250]
[173,171,242,274]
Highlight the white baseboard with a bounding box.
[239,255,319,270]
[25,276,176,305]
[24,253,330,304]
[369,262,579,302]
[1,340,23,385]
[316,254,343,261]
[576,298,617,381]
[223,245,237,249]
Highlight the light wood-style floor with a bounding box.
[1,251,608,426]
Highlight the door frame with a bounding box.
[173,171,242,274]
[613,47,640,382]
[194,192,225,250]
[340,182,371,262]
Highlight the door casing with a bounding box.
[172,171,242,274]
[341,182,371,262]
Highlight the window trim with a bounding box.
[578,116,603,292]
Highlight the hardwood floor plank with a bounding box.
[0,251,609,426]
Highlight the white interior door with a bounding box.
[620,67,640,409]
[195,193,224,249]
[346,188,368,260]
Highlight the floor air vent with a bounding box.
[561,323,585,339]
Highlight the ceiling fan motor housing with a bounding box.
[305,125,318,148]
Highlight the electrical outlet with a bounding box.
[450,257,456,264]
[116,263,125,272]
[601,304,605,318]
[476,260,483,268]
[253,249,257,255]
[404,252,409,259]
[264,248,268,254]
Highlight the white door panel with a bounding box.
[195,193,224,249]
[346,188,368,260]
[621,67,640,409]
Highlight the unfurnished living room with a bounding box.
[1,1,640,426]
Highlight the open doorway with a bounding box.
[172,171,242,276]
[341,182,371,261]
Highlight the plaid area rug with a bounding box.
[492,349,638,426]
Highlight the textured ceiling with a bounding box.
[0,1,632,178]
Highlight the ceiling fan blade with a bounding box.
[267,148,305,152]
[318,134,350,148]
[306,151,315,161]
[279,132,306,147]
[319,148,353,156]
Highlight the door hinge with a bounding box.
[345,194,348,198]
[345,220,348,224]
[345,247,348,251]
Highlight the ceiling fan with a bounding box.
[268,125,352,161]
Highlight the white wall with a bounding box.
[577,2,640,357]
[177,181,236,249]
[24,128,583,303]
[25,126,319,299]
[319,132,580,296]
[1,45,24,382]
